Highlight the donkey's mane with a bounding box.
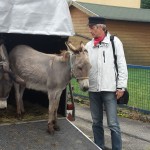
[46,50,70,62]
[59,50,68,55]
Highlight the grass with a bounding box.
[127,67,150,111]
[69,67,150,112]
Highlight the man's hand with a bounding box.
[116,89,124,100]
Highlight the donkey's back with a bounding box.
[9,45,67,92]
[9,45,51,74]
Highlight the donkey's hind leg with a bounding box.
[19,85,25,114]
[14,83,25,117]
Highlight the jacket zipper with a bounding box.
[103,51,105,63]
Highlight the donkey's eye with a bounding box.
[84,49,88,53]
[78,67,82,70]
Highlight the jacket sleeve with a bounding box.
[114,36,128,88]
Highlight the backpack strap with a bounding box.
[110,35,118,73]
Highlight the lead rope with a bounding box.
[69,52,74,78]
[67,52,75,121]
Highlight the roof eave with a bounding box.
[71,1,150,23]
[72,1,98,16]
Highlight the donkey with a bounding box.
[0,41,24,109]
[9,41,91,134]
[0,42,13,109]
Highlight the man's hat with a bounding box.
[88,16,106,25]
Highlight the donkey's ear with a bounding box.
[65,41,80,54]
[65,41,71,51]
[80,41,88,52]
[65,41,76,51]
[80,41,85,48]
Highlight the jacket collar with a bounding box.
[92,32,111,46]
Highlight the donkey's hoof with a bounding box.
[16,114,23,120]
[47,128,55,135]
[54,125,60,131]
[47,123,55,135]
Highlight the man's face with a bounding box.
[88,24,104,38]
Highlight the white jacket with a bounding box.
[85,32,128,92]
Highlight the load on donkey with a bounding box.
[0,0,91,134]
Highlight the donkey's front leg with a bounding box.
[47,91,56,135]
[47,90,62,134]
[53,90,62,131]
[47,108,55,135]
[53,100,60,131]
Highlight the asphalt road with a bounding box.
[71,103,150,150]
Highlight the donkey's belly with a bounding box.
[26,82,47,93]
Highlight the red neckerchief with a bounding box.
[94,34,105,46]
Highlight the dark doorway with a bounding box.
[1,33,69,117]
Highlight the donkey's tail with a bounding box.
[6,69,25,86]
[2,62,25,86]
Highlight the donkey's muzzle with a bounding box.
[0,100,7,109]
[78,79,89,92]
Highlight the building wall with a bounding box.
[69,6,90,45]
[76,0,141,8]
[107,20,150,66]
[69,6,150,66]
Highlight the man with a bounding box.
[85,16,128,150]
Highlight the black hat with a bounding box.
[88,16,106,25]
